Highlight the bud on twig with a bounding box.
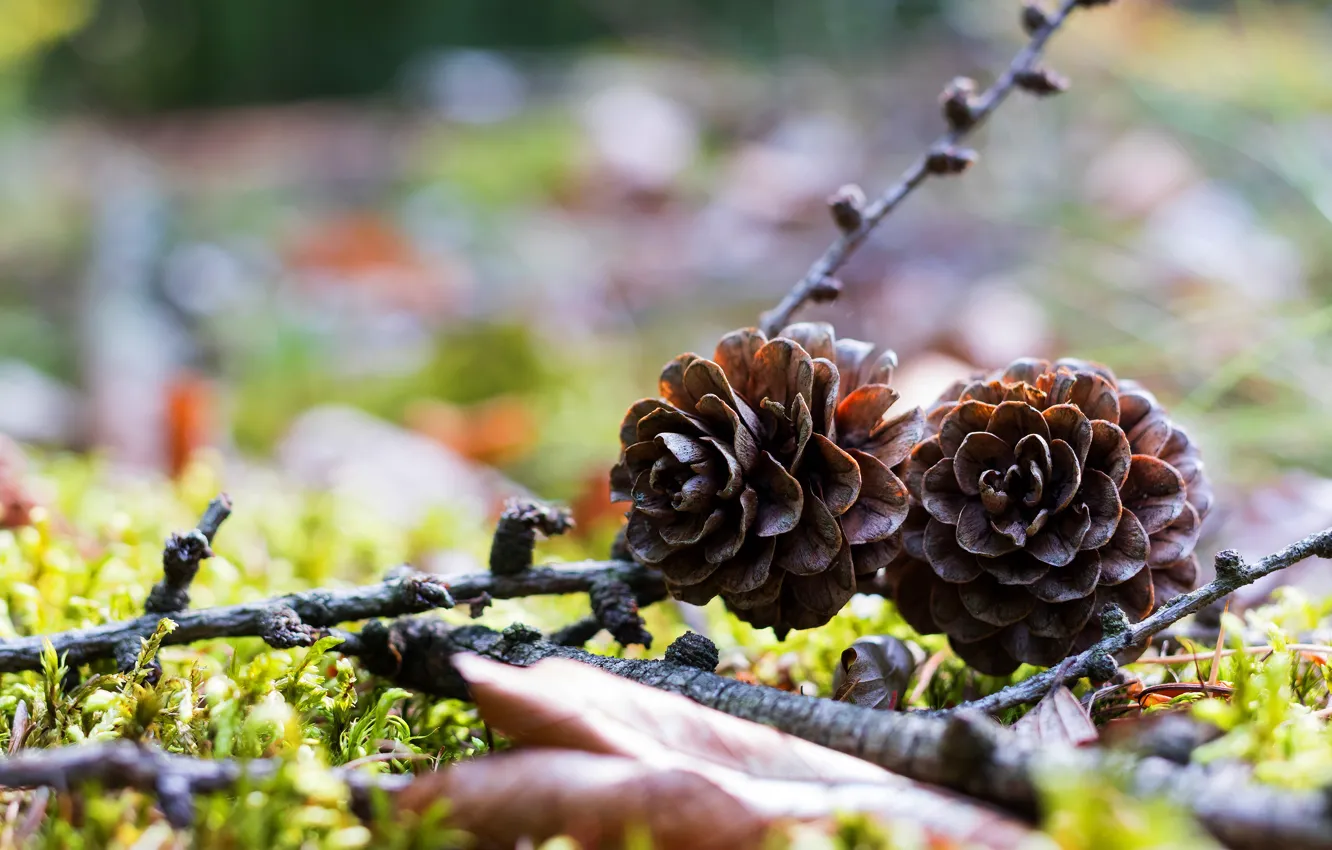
[1087,652,1119,682]
[940,77,978,131]
[925,145,979,175]
[1014,67,1070,96]
[1021,3,1051,34]
[828,184,867,232]
[1213,549,1246,581]
[665,631,720,671]
[1099,603,1131,638]
[808,276,843,303]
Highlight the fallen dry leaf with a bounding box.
[401,749,771,850]
[832,635,915,710]
[1012,686,1098,748]
[449,653,888,783]
[399,654,1044,849]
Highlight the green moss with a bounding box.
[7,450,1332,847]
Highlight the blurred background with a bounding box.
[1,0,1331,591]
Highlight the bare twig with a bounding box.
[0,559,663,675]
[0,741,408,829]
[951,530,1332,716]
[759,0,1100,336]
[144,494,232,615]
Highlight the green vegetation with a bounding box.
[0,452,1327,847]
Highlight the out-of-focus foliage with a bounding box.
[0,0,90,69]
[30,0,946,110]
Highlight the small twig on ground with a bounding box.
[0,559,663,675]
[0,741,408,829]
[951,529,1332,716]
[760,0,1106,336]
[144,494,232,615]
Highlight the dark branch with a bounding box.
[145,494,233,615]
[953,527,1332,716]
[0,741,407,829]
[0,559,663,675]
[759,0,1098,336]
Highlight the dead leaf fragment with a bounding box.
[1012,686,1098,747]
[832,635,915,710]
[399,654,1045,850]
[449,653,886,783]
[402,750,769,850]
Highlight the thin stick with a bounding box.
[950,532,1332,716]
[0,560,663,675]
[760,0,1099,336]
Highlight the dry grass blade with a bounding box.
[908,648,950,705]
[7,701,27,755]
[419,654,1043,849]
[1209,601,1230,687]
[1133,644,1332,665]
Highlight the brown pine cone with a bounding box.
[611,323,925,636]
[880,358,1212,675]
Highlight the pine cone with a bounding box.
[880,358,1212,675]
[611,323,924,635]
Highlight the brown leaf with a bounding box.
[401,750,770,850]
[832,635,915,710]
[399,655,1039,849]
[449,653,884,783]
[8,700,28,754]
[1012,686,1098,747]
